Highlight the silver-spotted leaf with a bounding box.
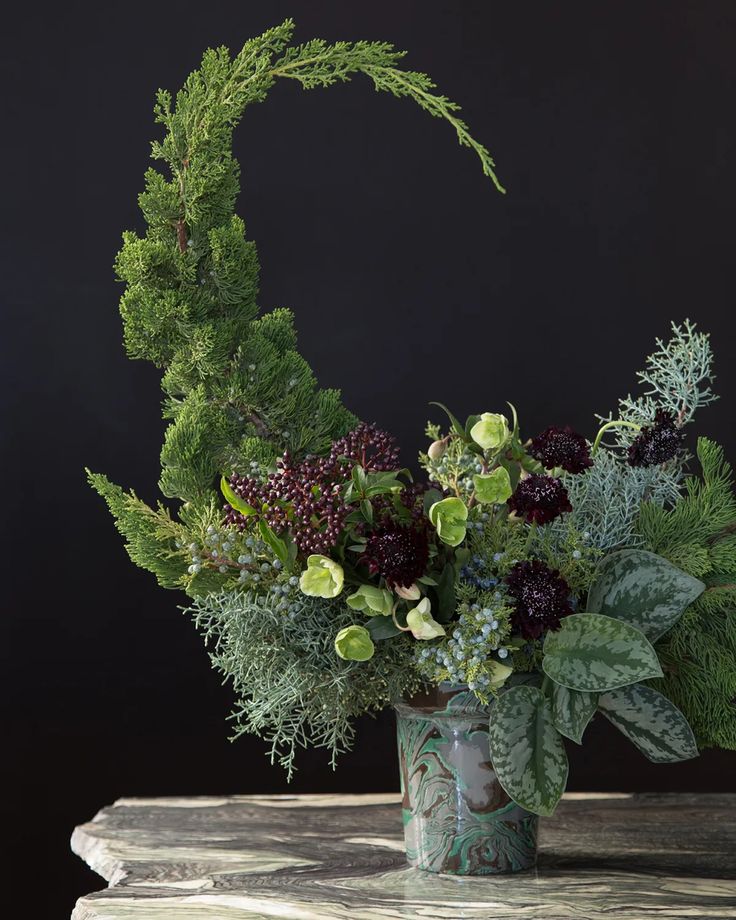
[598,683,699,763]
[542,613,662,692]
[551,683,598,744]
[587,549,704,641]
[488,685,568,817]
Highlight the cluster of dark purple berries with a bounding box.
[224,424,405,555]
[329,422,401,472]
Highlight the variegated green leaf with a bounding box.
[598,683,699,763]
[542,613,662,692]
[551,683,598,744]
[587,549,704,641]
[488,685,568,817]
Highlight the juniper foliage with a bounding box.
[88,23,502,769]
[551,322,716,552]
[597,319,717,447]
[556,451,683,551]
[187,588,420,776]
[637,439,736,750]
[91,18,503,580]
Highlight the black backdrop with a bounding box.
[3,1,735,914]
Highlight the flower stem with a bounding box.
[591,420,642,455]
[392,602,410,632]
[523,521,538,553]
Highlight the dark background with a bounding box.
[2,0,735,914]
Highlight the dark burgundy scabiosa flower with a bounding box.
[627,410,685,467]
[530,426,593,474]
[362,520,430,589]
[505,560,573,639]
[508,474,572,525]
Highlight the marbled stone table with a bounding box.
[72,792,736,919]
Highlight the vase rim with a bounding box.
[395,683,491,717]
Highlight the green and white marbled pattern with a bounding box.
[71,792,736,919]
[395,687,539,874]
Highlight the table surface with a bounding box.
[71,792,736,919]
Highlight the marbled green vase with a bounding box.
[395,685,538,874]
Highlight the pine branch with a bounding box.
[636,440,736,750]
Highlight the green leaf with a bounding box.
[365,615,403,641]
[506,401,520,439]
[258,519,288,565]
[519,454,545,474]
[464,414,481,437]
[497,456,521,489]
[488,685,568,817]
[422,489,443,515]
[587,549,705,641]
[285,532,298,568]
[453,547,471,572]
[351,465,367,491]
[550,683,598,744]
[429,401,466,439]
[365,480,403,497]
[542,613,663,692]
[360,499,373,524]
[220,476,256,516]
[368,470,407,488]
[433,563,456,623]
[598,683,699,763]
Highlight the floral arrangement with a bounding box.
[89,23,736,817]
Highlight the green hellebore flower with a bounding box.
[299,554,344,598]
[473,467,513,504]
[429,496,468,547]
[406,598,446,640]
[470,413,510,451]
[487,660,513,689]
[346,584,394,617]
[334,624,375,661]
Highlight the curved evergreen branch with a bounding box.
[106,20,505,510]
